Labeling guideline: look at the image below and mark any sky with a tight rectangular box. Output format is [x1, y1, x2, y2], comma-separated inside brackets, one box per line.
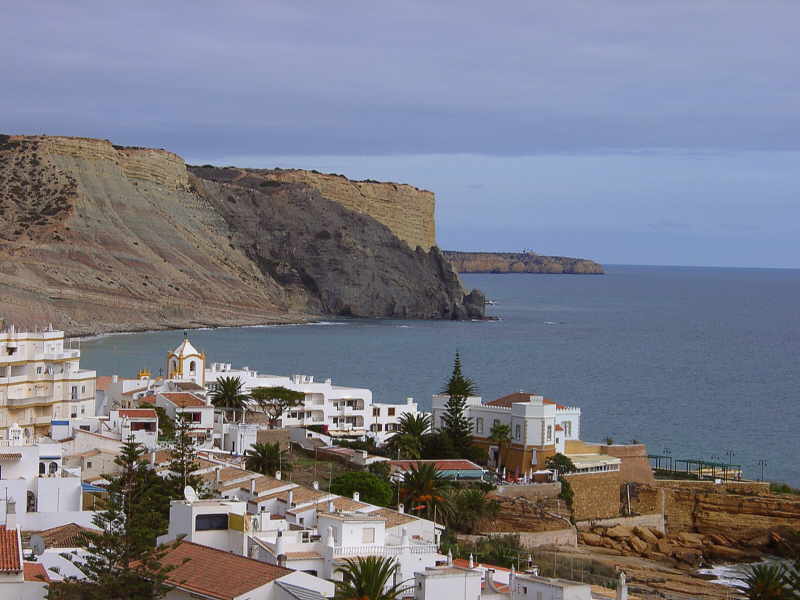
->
[3, 2, 799, 267]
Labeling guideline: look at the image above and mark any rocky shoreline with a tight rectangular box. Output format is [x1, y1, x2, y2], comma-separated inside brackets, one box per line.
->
[443, 250, 604, 274]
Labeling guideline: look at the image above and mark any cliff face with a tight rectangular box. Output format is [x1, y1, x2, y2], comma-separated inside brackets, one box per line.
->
[252, 169, 436, 251]
[444, 251, 604, 274]
[0, 135, 482, 334]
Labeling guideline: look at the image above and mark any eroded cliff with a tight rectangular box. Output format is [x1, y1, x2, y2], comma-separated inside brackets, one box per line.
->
[0, 134, 482, 334]
[444, 250, 604, 274]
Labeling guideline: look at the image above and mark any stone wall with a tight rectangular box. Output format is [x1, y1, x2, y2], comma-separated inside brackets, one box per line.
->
[575, 513, 665, 533]
[564, 471, 622, 521]
[259, 169, 436, 250]
[601, 444, 655, 484]
[492, 482, 561, 500]
[486, 528, 577, 548]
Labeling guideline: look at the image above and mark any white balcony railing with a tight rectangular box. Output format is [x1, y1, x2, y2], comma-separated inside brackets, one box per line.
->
[331, 543, 438, 558]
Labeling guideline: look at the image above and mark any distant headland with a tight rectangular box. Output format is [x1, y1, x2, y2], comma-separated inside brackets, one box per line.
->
[444, 251, 604, 274]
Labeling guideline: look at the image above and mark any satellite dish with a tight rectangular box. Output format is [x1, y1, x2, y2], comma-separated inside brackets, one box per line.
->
[184, 486, 199, 503]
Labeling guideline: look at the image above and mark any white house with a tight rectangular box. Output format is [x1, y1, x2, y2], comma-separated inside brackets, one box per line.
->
[206, 362, 419, 443]
[0, 325, 96, 441]
[108, 409, 159, 449]
[432, 392, 582, 477]
[155, 392, 215, 446]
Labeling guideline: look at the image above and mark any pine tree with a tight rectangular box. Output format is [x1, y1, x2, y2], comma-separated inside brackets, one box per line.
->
[49, 438, 175, 599]
[166, 414, 205, 497]
[439, 352, 477, 456]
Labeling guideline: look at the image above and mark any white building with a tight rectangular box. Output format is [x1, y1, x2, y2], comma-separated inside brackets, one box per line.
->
[108, 408, 159, 449]
[206, 362, 419, 443]
[0, 325, 96, 441]
[155, 392, 215, 447]
[432, 392, 581, 476]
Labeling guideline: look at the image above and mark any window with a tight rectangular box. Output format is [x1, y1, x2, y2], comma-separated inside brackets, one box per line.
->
[36, 366, 42, 375]
[546, 425, 552, 442]
[87, 461, 93, 469]
[71, 386, 78, 400]
[189, 361, 196, 372]
[79, 425, 90, 431]
[475, 417, 484, 434]
[388, 407, 395, 416]
[493, 419, 499, 428]
[515, 424, 522, 440]
[195, 514, 228, 531]
[362, 527, 375, 543]
[39, 463, 45, 475]
[81, 385, 86, 393]
[563, 421, 572, 437]
[373, 408, 380, 417]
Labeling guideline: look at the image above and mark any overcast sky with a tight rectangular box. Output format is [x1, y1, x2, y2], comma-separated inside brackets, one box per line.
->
[3, 2, 799, 267]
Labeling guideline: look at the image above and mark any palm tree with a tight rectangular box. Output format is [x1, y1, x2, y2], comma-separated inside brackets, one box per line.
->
[743, 563, 789, 600]
[335, 556, 410, 600]
[245, 442, 292, 476]
[399, 462, 451, 523]
[387, 413, 431, 459]
[209, 376, 248, 421]
[488, 422, 511, 471]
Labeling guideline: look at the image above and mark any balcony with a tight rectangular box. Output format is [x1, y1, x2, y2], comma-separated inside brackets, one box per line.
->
[331, 543, 438, 558]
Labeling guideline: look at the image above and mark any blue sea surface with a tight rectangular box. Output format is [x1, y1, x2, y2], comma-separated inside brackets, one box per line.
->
[79, 265, 800, 485]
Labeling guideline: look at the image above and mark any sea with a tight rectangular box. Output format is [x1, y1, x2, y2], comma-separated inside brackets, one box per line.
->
[78, 265, 800, 486]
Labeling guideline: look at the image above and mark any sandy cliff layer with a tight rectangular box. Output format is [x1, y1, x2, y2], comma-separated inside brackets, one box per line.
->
[0, 135, 482, 334]
[444, 251, 604, 274]
[251, 168, 436, 251]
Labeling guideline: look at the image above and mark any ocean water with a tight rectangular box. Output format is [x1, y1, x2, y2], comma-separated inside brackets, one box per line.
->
[79, 265, 800, 486]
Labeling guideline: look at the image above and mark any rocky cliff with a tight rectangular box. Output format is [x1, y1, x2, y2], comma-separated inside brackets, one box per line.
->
[252, 168, 436, 251]
[0, 134, 482, 334]
[444, 251, 604, 274]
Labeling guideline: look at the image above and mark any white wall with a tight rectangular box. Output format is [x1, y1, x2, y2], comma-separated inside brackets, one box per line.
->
[36, 477, 82, 512]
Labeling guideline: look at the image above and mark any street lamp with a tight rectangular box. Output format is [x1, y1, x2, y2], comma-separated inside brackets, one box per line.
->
[757, 459, 767, 482]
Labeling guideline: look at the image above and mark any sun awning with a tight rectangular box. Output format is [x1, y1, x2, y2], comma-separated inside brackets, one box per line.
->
[0, 453, 22, 461]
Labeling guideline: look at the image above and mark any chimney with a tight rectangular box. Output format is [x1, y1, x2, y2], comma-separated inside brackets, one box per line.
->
[327, 499, 335, 513]
[275, 470, 282, 480]
[353, 491, 360, 502]
[150, 451, 156, 466]
[215, 467, 221, 483]
[468, 553, 474, 569]
[397, 503, 404, 514]
[312, 480, 319, 490]
[5, 500, 17, 529]
[250, 478, 257, 494]
[112, 374, 118, 384]
[287, 490, 294, 506]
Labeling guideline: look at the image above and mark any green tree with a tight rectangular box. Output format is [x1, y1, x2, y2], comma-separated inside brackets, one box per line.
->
[420, 431, 457, 460]
[209, 376, 248, 421]
[165, 414, 205, 497]
[49, 438, 174, 599]
[387, 413, 431, 459]
[399, 462, 451, 523]
[488, 422, 511, 470]
[141, 403, 174, 441]
[330, 472, 393, 507]
[249, 386, 305, 429]
[545, 453, 577, 510]
[245, 441, 292, 476]
[335, 556, 410, 600]
[445, 488, 499, 534]
[368, 461, 391, 481]
[439, 353, 476, 455]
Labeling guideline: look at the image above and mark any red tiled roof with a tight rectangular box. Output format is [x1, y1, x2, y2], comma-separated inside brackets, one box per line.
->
[160, 540, 291, 600]
[487, 392, 566, 410]
[95, 376, 115, 391]
[390, 459, 483, 472]
[0, 526, 21, 572]
[160, 393, 207, 408]
[118, 409, 157, 419]
[555, 424, 564, 431]
[34, 523, 95, 549]
[24, 562, 48, 582]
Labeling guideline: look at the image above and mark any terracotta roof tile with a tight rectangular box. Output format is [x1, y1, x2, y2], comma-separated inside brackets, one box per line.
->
[34, 523, 95, 549]
[160, 540, 291, 600]
[160, 392, 207, 408]
[95, 375, 115, 391]
[118, 409, 157, 419]
[367, 508, 418, 529]
[487, 392, 566, 410]
[0, 526, 21, 572]
[390, 459, 483, 472]
[331, 497, 369, 511]
[24, 562, 48, 582]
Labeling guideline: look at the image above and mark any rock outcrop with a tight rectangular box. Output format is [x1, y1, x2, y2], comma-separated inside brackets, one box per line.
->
[253, 168, 436, 251]
[0, 134, 483, 334]
[444, 251, 604, 274]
